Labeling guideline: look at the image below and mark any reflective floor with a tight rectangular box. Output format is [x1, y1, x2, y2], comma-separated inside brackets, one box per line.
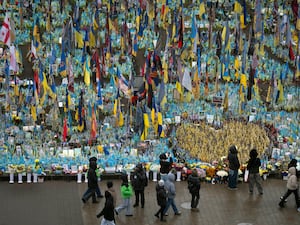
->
[0, 177, 299, 225]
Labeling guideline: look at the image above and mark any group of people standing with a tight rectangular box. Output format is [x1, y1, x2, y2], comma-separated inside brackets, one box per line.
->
[82, 146, 299, 224]
[228, 145, 300, 213]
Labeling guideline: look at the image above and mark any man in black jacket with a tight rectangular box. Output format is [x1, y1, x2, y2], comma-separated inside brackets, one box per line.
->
[82, 160, 99, 203]
[132, 163, 148, 208]
[96, 191, 116, 225]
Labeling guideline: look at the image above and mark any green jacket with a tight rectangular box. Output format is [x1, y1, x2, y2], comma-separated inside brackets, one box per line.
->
[120, 183, 133, 199]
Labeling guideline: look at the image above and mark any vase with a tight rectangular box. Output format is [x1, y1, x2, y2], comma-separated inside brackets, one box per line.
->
[33, 173, 38, 183]
[9, 172, 14, 184]
[77, 173, 82, 183]
[84, 173, 88, 183]
[18, 173, 23, 184]
[153, 171, 158, 182]
[27, 173, 32, 183]
[176, 171, 181, 181]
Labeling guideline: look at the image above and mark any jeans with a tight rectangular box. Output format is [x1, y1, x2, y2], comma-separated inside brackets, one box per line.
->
[82, 187, 96, 202]
[115, 198, 132, 215]
[83, 184, 102, 197]
[163, 198, 179, 214]
[248, 173, 263, 194]
[228, 169, 238, 188]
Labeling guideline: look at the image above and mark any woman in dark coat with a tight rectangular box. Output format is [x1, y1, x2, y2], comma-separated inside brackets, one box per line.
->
[187, 169, 201, 211]
[247, 149, 263, 195]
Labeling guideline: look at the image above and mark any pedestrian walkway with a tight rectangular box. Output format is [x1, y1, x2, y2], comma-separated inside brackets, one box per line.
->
[0, 178, 299, 225]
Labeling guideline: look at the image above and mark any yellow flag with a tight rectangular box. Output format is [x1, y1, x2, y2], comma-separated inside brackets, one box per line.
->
[277, 79, 284, 103]
[223, 84, 229, 112]
[84, 58, 91, 86]
[119, 111, 124, 127]
[144, 113, 150, 128]
[175, 81, 182, 95]
[199, 2, 206, 17]
[240, 14, 246, 29]
[31, 105, 37, 122]
[75, 30, 84, 48]
[240, 73, 247, 88]
[234, 1, 243, 13]
[89, 31, 96, 48]
[113, 99, 117, 115]
[151, 107, 155, 124]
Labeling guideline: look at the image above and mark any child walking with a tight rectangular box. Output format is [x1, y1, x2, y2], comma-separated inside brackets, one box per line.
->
[278, 164, 300, 212]
[115, 173, 134, 216]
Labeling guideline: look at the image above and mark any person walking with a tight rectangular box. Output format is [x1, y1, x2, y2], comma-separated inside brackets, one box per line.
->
[82, 157, 104, 199]
[278, 163, 300, 212]
[247, 149, 263, 195]
[187, 169, 201, 211]
[96, 191, 116, 225]
[163, 173, 181, 216]
[155, 179, 167, 222]
[106, 181, 117, 207]
[227, 145, 240, 190]
[132, 163, 148, 208]
[82, 160, 99, 203]
[115, 173, 134, 216]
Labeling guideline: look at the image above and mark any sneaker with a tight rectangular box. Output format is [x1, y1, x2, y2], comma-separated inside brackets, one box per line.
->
[279, 202, 285, 208]
[154, 214, 159, 218]
[164, 213, 168, 216]
[280, 197, 287, 203]
[133, 204, 139, 208]
[175, 211, 181, 215]
[81, 198, 86, 204]
[125, 214, 133, 217]
[297, 207, 300, 212]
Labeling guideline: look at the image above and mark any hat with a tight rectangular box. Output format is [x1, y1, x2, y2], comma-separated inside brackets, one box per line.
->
[158, 179, 164, 187]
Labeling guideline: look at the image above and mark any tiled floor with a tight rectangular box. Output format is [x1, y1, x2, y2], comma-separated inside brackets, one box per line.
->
[0, 177, 299, 225]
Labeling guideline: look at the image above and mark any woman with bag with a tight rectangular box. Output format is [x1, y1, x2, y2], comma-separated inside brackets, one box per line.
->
[247, 149, 263, 195]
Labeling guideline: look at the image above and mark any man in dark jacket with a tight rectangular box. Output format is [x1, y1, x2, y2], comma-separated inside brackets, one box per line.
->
[96, 190, 116, 225]
[82, 160, 98, 203]
[227, 145, 240, 190]
[187, 169, 201, 211]
[132, 163, 148, 208]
